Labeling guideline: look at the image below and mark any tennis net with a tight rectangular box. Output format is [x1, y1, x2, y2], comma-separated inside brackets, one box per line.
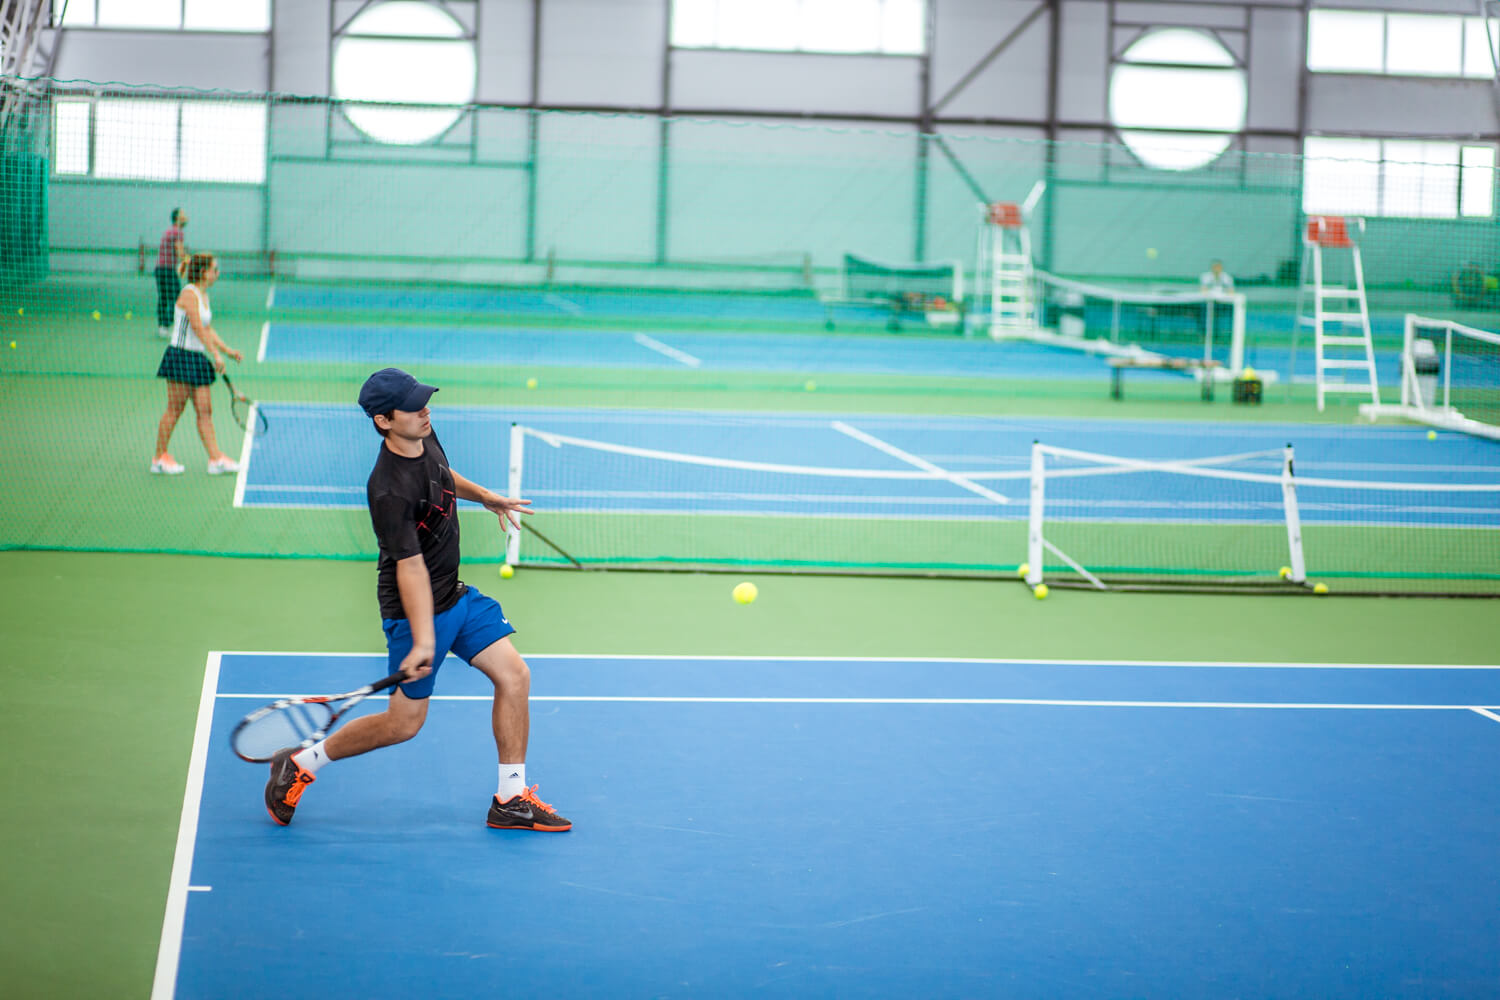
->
[1361, 314, 1500, 441]
[504, 423, 1022, 575]
[1026, 271, 1250, 373]
[1025, 442, 1500, 594]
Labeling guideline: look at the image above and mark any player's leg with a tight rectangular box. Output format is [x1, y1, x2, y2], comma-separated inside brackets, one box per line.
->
[458, 590, 570, 831]
[264, 607, 459, 826]
[188, 382, 234, 470]
[152, 379, 190, 472]
[154, 267, 177, 336]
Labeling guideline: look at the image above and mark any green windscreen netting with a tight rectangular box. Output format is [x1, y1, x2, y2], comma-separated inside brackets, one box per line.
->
[1, 75, 1498, 593]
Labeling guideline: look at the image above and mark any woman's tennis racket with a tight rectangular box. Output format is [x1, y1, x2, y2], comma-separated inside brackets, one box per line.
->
[221, 371, 269, 435]
[231, 674, 405, 763]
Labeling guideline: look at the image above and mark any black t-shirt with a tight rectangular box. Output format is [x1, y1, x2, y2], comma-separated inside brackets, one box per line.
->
[367, 432, 463, 620]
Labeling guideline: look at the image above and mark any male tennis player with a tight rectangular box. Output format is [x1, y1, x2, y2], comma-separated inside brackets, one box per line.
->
[265, 368, 571, 832]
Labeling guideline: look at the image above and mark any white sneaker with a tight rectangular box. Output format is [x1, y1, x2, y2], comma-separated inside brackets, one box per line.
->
[207, 457, 240, 475]
[157, 326, 171, 338]
[151, 456, 185, 475]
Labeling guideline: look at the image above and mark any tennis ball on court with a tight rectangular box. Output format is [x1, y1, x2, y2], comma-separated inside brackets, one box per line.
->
[1313, 582, 1329, 595]
[124, 310, 133, 320]
[499, 563, 515, 579]
[1279, 566, 1292, 579]
[1033, 584, 1049, 600]
[7, 341, 14, 350]
[526, 377, 538, 389]
[1017, 562, 1030, 578]
[732, 581, 758, 605]
[15, 307, 22, 316]
[91, 310, 101, 320]
[1242, 367, 1257, 379]
[1427, 430, 1437, 440]
[804, 379, 817, 392]
[1146, 247, 1158, 259]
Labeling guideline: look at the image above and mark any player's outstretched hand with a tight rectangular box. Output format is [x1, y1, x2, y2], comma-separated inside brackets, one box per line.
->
[482, 493, 533, 532]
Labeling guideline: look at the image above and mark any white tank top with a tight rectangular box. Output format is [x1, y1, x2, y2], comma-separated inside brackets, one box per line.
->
[171, 285, 211, 353]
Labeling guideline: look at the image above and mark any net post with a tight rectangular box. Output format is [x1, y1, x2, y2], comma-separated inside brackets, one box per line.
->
[1026, 441, 1045, 585]
[1281, 443, 1306, 584]
[1401, 314, 1415, 408]
[506, 423, 524, 566]
[1229, 293, 1247, 373]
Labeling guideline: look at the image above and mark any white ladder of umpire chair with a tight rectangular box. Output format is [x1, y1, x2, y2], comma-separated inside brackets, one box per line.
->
[979, 202, 1035, 337]
[1297, 216, 1379, 412]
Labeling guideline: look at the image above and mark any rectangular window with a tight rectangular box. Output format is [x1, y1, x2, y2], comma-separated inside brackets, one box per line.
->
[1303, 137, 1381, 216]
[1385, 15, 1462, 77]
[1306, 10, 1384, 73]
[1461, 145, 1497, 217]
[94, 98, 178, 180]
[55, 0, 269, 31]
[52, 98, 266, 185]
[180, 102, 267, 183]
[1465, 18, 1499, 78]
[1309, 9, 1498, 79]
[53, 101, 93, 175]
[671, 0, 925, 55]
[1303, 138, 1494, 219]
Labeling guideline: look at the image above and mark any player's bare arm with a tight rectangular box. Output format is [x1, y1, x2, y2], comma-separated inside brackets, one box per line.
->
[451, 469, 532, 532]
[393, 553, 436, 680]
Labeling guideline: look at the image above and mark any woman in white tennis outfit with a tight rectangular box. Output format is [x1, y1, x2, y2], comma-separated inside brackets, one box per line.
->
[151, 252, 244, 475]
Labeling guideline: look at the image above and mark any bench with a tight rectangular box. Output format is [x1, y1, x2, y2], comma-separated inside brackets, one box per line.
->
[1107, 355, 1221, 401]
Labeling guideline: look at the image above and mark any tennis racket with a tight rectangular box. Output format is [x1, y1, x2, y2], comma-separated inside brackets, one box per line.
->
[231, 673, 405, 763]
[221, 371, 269, 435]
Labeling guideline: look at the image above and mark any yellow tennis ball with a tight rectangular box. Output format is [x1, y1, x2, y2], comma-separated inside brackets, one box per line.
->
[1017, 562, 1030, 578]
[804, 379, 817, 392]
[1279, 566, 1292, 579]
[526, 377, 538, 389]
[732, 581, 758, 605]
[124, 310, 133, 319]
[1146, 247, 1158, 259]
[1427, 430, 1437, 440]
[1033, 584, 1049, 599]
[1242, 366, 1257, 379]
[499, 563, 515, 579]
[1313, 582, 1329, 595]
[16, 307, 23, 316]
[7, 341, 14, 350]
[91, 310, 101, 320]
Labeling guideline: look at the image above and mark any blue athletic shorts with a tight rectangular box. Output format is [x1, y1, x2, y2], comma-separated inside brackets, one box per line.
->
[382, 584, 515, 700]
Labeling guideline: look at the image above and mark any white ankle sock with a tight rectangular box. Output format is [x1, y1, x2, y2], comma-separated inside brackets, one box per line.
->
[292, 741, 331, 775]
[498, 762, 526, 801]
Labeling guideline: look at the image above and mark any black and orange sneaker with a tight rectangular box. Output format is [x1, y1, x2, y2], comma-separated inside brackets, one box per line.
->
[265, 747, 315, 826]
[486, 785, 571, 831]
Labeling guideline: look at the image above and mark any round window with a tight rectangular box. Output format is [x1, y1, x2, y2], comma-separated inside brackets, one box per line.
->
[1109, 28, 1247, 171]
[332, 1, 476, 145]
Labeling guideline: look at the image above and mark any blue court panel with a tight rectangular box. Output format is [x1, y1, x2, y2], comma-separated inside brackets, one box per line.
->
[163, 654, 1500, 999]
[238, 407, 1500, 527]
[259, 320, 1411, 385]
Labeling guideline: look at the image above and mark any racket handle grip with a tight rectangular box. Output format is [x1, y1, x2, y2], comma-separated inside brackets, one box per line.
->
[372, 673, 406, 693]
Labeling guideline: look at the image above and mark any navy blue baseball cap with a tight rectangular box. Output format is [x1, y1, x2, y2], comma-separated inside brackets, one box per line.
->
[358, 368, 439, 417]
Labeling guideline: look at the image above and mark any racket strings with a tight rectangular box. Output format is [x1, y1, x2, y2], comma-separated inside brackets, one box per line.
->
[234, 701, 334, 761]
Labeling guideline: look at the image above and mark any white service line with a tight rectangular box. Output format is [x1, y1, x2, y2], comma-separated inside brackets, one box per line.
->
[632, 332, 702, 368]
[1471, 707, 1500, 725]
[832, 420, 1009, 505]
[151, 652, 223, 1000]
[543, 293, 584, 316]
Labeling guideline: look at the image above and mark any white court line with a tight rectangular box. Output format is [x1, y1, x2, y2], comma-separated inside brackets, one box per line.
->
[208, 651, 1500, 670]
[188, 886, 212, 892]
[256, 321, 269, 362]
[543, 292, 584, 316]
[632, 333, 702, 367]
[230, 406, 261, 509]
[833, 420, 1010, 504]
[1471, 707, 1500, 724]
[265, 284, 275, 310]
[152, 652, 222, 1000]
[212, 692, 1498, 712]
